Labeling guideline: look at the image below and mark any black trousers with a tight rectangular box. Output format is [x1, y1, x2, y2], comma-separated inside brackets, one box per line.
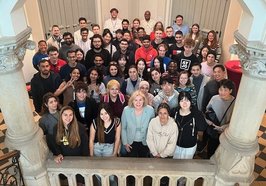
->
[127, 142, 150, 157]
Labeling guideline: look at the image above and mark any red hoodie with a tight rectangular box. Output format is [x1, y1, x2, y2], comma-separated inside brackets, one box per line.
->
[135, 45, 158, 67]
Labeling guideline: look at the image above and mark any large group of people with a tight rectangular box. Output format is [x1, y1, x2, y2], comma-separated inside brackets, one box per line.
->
[31, 8, 236, 186]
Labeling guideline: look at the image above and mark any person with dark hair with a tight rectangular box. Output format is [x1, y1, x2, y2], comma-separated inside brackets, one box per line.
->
[171, 91, 207, 159]
[172, 15, 189, 35]
[84, 34, 111, 70]
[190, 63, 210, 111]
[136, 58, 149, 81]
[112, 39, 135, 66]
[185, 23, 203, 55]
[112, 29, 124, 49]
[169, 30, 184, 59]
[117, 54, 130, 78]
[68, 81, 98, 137]
[32, 40, 49, 71]
[151, 28, 168, 49]
[102, 28, 117, 57]
[74, 17, 93, 43]
[205, 79, 235, 158]
[153, 76, 179, 111]
[103, 63, 124, 86]
[55, 67, 82, 106]
[135, 35, 157, 67]
[162, 60, 179, 85]
[92, 24, 101, 35]
[59, 50, 86, 80]
[47, 25, 62, 49]
[76, 48, 85, 66]
[122, 19, 130, 32]
[39, 93, 60, 136]
[149, 68, 162, 96]
[47, 46, 67, 74]
[87, 67, 106, 103]
[197, 46, 209, 63]
[123, 30, 137, 53]
[59, 32, 80, 61]
[31, 59, 62, 113]
[150, 21, 167, 41]
[164, 26, 176, 47]
[201, 50, 217, 77]
[140, 10, 156, 35]
[147, 103, 178, 158]
[75, 27, 91, 54]
[104, 8, 122, 37]
[175, 71, 197, 106]
[121, 65, 141, 98]
[150, 56, 165, 74]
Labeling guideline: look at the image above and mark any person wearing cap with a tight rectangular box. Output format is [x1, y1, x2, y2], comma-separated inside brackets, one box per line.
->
[135, 35, 157, 68]
[152, 76, 179, 111]
[104, 8, 122, 38]
[138, 80, 154, 106]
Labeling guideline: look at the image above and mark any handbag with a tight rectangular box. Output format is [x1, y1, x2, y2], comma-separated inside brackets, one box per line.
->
[205, 98, 235, 138]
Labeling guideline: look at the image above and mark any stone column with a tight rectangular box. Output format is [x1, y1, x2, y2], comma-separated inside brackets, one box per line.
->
[0, 1, 50, 185]
[212, 1, 266, 185]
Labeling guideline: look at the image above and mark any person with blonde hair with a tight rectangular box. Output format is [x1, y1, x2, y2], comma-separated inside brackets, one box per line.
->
[121, 90, 155, 157]
[101, 79, 127, 118]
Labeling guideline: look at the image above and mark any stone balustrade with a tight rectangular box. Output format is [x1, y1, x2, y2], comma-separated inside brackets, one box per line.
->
[46, 157, 216, 186]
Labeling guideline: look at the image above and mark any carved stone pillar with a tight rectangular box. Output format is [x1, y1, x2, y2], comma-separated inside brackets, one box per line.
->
[0, 1, 50, 185]
[212, 31, 266, 186]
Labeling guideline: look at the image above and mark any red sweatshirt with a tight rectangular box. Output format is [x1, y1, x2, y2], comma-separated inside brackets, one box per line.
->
[135, 45, 158, 67]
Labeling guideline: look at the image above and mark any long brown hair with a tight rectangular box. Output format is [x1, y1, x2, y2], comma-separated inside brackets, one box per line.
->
[203, 30, 218, 49]
[56, 106, 81, 148]
[96, 103, 114, 143]
[40, 92, 60, 115]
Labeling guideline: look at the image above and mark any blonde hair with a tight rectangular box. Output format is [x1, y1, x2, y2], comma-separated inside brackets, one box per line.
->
[107, 79, 120, 90]
[128, 90, 148, 107]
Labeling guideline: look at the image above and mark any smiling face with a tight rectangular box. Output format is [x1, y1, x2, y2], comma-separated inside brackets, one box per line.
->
[38, 41, 47, 53]
[128, 67, 138, 80]
[213, 67, 226, 82]
[62, 109, 74, 126]
[191, 65, 201, 77]
[179, 97, 191, 110]
[108, 85, 119, 98]
[158, 108, 169, 124]
[139, 84, 149, 94]
[89, 70, 99, 82]
[192, 25, 199, 34]
[100, 108, 111, 123]
[76, 89, 87, 101]
[151, 70, 161, 82]
[76, 50, 84, 61]
[219, 86, 232, 100]
[103, 33, 112, 44]
[70, 69, 80, 81]
[109, 65, 118, 76]
[137, 60, 145, 72]
[133, 95, 144, 109]
[179, 73, 189, 87]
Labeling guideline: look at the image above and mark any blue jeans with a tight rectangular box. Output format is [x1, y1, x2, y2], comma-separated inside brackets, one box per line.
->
[94, 142, 114, 157]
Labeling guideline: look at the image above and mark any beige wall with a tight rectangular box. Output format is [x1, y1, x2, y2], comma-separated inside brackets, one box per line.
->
[221, 0, 242, 63]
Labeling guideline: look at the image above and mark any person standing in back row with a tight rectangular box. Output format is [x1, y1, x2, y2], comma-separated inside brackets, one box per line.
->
[104, 8, 122, 37]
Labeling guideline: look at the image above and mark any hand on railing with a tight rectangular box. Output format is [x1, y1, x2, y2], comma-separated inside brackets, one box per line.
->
[54, 154, 64, 164]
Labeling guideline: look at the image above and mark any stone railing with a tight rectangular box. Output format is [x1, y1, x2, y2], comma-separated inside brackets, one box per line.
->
[46, 157, 216, 186]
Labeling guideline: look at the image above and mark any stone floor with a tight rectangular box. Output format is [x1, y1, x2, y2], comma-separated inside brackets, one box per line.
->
[0, 100, 265, 185]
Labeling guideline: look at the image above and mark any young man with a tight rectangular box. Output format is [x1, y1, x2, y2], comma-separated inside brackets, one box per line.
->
[75, 27, 91, 54]
[164, 26, 176, 47]
[123, 30, 137, 53]
[103, 8, 122, 37]
[153, 76, 179, 111]
[151, 28, 167, 50]
[112, 29, 124, 50]
[122, 19, 130, 32]
[47, 25, 62, 49]
[190, 63, 210, 111]
[169, 30, 184, 59]
[84, 34, 111, 70]
[201, 50, 217, 77]
[93, 54, 107, 76]
[174, 38, 199, 72]
[32, 40, 49, 71]
[74, 17, 93, 43]
[47, 46, 67, 74]
[68, 81, 98, 137]
[31, 59, 62, 113]
[112, 39, 135, 65]
[92, 24, 101, 35]
[59, 50, 87, 80]
[135, 35, 157, 68]
[59, 32, 80, 61]
[172, 15, 189, 35]
[140, 10, 156, 35]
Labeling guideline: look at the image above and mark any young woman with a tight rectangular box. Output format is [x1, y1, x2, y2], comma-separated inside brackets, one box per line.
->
[205, 79, 235, 158]
[89, 103, 121, 157]
[136, 58, 149, 81]
[185, 23, 203, 54]
[149, 68, 162, 96]
[138, 80, 154, 106]
[121, 65, 141, 98]
[39, 93, 60, 136]
[200, 30, 221, 62]
[49, 106, 89, 162]
[197, 46, 209, 63]
[117, 54, 129, 78]
[102, 29, 117, 57]
[171, 92, 207, 159]
[87, 67, 106, 103]
[121, 90, 155, 157]
[103, 63, 124, 86]
[54, 67, 82, 106]
[175, 71, 197, 106]
[76, 48, 85, 65]
[150, 56, 165, 74]
[147, 103, 178, 158]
